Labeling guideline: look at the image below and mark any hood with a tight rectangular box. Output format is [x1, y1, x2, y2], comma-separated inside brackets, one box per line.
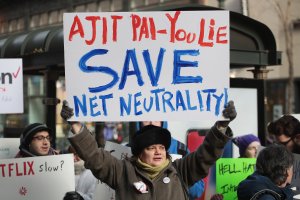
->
[237, 171, 294, 200]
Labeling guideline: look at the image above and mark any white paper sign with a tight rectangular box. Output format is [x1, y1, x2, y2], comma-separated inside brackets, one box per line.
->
[0, 138, 20, 159]
[63, 11, 230, 121]
[170, 153, 182, 161]
[0, 154, 75, 200]
[93, 142, 132, 200]
[292, 114, 300, 121]
[104, 141, 132, 159]
[0, 59, 23, 114]
[292, 153, 300, 198]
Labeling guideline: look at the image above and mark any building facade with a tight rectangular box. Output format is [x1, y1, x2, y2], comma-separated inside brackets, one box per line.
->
[231, 0, 300, 119]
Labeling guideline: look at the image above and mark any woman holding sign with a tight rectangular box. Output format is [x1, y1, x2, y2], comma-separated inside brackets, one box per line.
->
[61, 100, 236, 200]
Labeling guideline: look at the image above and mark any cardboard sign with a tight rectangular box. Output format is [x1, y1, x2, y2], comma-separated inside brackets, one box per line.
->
[292, 114, 300, 121]
[93, 141, 132, 200]
[63, 11, 230, 121]
[0, 154, 75, 200]
[0, 138, 20, 159]
[0, 59, 23, 114]
[216, 158, 256, 200]
[104, 141, 132, 159]
[292, 153, 300, 199]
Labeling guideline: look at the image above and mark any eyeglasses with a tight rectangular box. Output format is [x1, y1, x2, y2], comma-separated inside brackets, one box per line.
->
[32, 135, 52, 142]
[275, 137, 293, 146]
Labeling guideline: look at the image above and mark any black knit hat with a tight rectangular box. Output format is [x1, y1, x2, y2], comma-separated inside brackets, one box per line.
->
[20, 123, 52, 150]
[131, 125, 171, 156]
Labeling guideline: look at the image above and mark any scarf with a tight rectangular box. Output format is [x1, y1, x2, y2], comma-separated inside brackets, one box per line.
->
[136, 158, 170, 180]
[17, 147, 58, 157]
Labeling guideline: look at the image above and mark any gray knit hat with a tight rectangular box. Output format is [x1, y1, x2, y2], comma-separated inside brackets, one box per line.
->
[20, 123, 52, 150]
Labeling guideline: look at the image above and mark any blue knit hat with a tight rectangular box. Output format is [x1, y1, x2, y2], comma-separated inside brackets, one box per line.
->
[232, 134, 260, 156]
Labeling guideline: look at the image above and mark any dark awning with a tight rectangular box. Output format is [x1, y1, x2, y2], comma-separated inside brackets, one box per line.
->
[0, 26, 64, 74]
[0, 4, 281, 74]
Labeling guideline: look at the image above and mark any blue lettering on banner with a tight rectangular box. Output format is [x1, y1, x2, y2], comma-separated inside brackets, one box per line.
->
[79, 48, 203, 93]
[74, 93, 113, 117]
[72, 88, 228, 118]
[73, 47, 228, 119]
[79, 49, 119, 93]
[173, 49, 202, 84]
[119, 49, 144, 90]
[143, 48, 165, 87]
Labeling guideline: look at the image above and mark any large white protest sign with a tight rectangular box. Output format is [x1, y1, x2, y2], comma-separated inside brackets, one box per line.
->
[0, 138, 20, 159]
[0, 58, 23, 114]
[0, 154, 75, 200]
[63, 11, 229, 121]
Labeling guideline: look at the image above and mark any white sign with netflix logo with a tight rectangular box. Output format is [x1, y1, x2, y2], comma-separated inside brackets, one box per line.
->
[0, 58, 23, 114]
[0, 154, 75, 200]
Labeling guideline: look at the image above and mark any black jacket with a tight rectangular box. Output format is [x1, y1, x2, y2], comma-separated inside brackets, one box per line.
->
[237, 171, 294, 200]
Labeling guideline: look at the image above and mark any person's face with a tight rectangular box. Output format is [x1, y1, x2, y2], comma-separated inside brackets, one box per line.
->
[72, 152, 81, 162]
[29, 131, 51, 156]
[275, 134, 295, 152]
[244, 141, 260, 158]
[279, 166, 293, 188]
[139, 144, 167, 167]
[142, 121, 162, 127]
[286, 166, 294, 185]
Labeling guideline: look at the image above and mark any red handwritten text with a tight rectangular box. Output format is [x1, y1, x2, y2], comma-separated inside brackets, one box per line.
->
[0, 161, 34, 177]
[68, 15, 123, 45]
[67, 11, 228, 47]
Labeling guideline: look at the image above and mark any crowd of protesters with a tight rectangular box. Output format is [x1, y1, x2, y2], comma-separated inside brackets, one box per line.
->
[7, 99, 300, 200]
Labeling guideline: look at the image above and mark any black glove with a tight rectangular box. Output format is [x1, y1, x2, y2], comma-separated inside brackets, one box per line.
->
[217, 100, 237, 128]
[210, 194, 224, 200]
[61, 100, 74, 122]
[63, 191, 83, 200]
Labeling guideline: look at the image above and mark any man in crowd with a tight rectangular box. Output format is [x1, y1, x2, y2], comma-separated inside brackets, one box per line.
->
[267, 115, 300, 154]
[238, 144, 294, 199]
[15, 123, 58, 157]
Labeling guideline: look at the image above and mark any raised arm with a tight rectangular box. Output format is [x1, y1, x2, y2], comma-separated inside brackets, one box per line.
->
[174, 101, 237, 186]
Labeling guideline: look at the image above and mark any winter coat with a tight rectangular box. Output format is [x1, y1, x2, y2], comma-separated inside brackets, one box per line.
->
[237, 171, 294, 200]
[69, 123, 232, 200]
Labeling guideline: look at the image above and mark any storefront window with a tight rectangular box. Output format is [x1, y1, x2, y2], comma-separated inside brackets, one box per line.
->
[0, 75, 45, 138]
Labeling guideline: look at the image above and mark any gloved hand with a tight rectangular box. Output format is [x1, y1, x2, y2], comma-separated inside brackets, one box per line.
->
[210, 194, 224, 200]
[61, 100, 74, 122]
[217, 100, 237, 128]
[63, 191, 83, 200]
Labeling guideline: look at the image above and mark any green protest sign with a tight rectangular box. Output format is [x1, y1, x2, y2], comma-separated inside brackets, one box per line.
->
[216, 158, 256, 200]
